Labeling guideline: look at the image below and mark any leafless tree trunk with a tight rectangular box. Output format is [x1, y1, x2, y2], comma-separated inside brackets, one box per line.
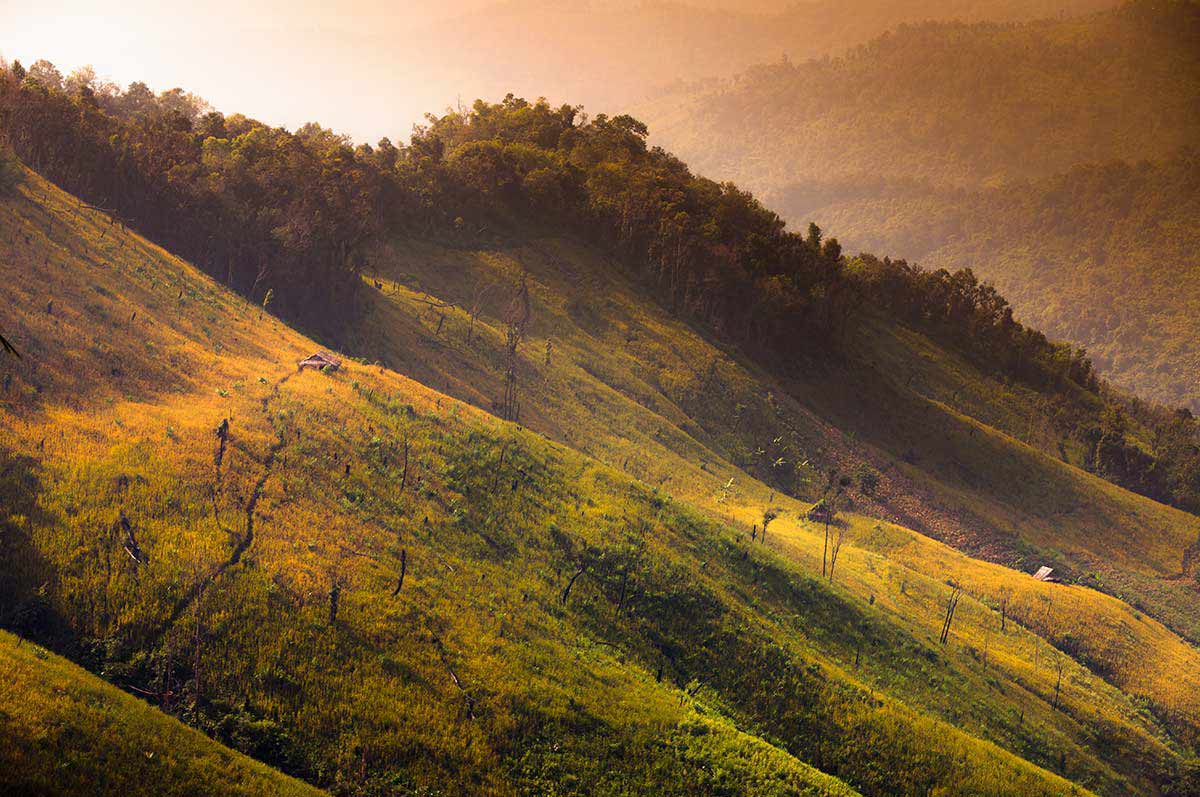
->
[761, 509, 778, 545]
[392, 549, 407, 596]
[561, 562, 587, 605]
[828, 523, 846, 583]
[399, 436, 410, 492]
[467, 277, 497, 343]
[939, 583, 962, 645]
[500, 273, 531, 422]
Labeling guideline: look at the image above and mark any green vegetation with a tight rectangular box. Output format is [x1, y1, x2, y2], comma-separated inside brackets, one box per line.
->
[630, 0, 1200, 506]
[11, 54, 1188, 522]
[0, 630, 325, 797]
[2, 165, 1199, 795]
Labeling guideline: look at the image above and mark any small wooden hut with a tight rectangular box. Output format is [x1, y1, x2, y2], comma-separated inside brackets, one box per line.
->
[298, 351, 342, 372]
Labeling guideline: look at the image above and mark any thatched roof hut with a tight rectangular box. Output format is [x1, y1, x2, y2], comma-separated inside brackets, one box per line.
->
[298, 351, 342, 372]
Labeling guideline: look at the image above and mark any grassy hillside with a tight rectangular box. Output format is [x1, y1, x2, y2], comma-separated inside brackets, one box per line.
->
[644, 1, 1199, 194]
[4, 160, 1199, 794]
[349, 227, 1200, 645]
[788, 154, 1200, 412]
[0, 630, 326, 797]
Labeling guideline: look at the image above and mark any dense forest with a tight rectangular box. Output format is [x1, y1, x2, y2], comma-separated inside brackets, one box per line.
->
[644, 0, 1199, 194]
[2, 54, 1197, 514]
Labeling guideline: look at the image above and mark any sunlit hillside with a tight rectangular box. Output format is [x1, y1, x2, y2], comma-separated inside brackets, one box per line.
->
[348, 228, 1200, 649]
[3, 159, 1198, 794]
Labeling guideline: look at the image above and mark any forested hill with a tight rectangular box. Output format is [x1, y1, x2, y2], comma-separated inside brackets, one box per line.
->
[802, 153, 1200, 411]
[642, 0, 1200, 193]
[636, 0, 1200, 413]
[1, 54, 1198, 516]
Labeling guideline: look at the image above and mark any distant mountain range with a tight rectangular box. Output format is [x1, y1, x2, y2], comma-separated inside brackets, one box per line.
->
[643, 0, 1200, 409]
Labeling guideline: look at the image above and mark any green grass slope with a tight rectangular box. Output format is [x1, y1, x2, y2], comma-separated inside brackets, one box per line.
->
[0, 630, 325, 797]
[349, 228, 1200, 646]
[342, 233, 1200, 783]
[1, 167, 1198, 794]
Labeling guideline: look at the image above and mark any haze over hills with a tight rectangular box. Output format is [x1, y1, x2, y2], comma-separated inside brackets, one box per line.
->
[645, 0, 1199, 191]
[1, 0, 1117, 143]
[3, 12, 1200, 797]
[643, 0, 1200, 410]
[801, 153, 1200, 410]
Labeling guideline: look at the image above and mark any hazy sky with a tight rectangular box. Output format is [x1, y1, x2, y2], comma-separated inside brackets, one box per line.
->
[0, 1, 478, 139]
[0, 0, 1112, 145]
[0, 0, 832, 143]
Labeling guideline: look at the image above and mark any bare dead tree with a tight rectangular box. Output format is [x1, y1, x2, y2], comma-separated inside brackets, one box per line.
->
[399, 435, 410, 492]
[1053, 657, 1066, 709]
[500, 273, 531, 422]
[432, 634, 475, 720]
[819, 471, 846, 578]
[116, 510, 148, 566]
[828, 522, 847, 583]
[466, 277, 498, 344]
[0, 332, 19, 358]
[214, 418, 229, 474]
[939, 583, 963, 645]
[761, 508, 779, 545]
[561, 561, 588, 605]
[391, 549, 407, 596]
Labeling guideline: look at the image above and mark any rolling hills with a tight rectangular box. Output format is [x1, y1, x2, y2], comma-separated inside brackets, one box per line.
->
[4, 35, 1200, 795]
[639, 0, 1200, 414]
[644, 0, 1199, 194]
[793, 153, 1200, 410]
[2, 149, 1200, 795]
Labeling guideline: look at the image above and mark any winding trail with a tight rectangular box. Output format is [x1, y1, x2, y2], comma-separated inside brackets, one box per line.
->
[153, 371, 294, 639]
